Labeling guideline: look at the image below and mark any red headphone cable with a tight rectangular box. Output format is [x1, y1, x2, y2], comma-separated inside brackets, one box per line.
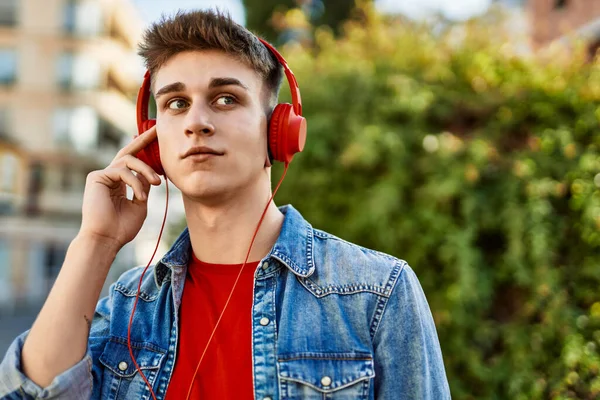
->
[185, 162, 289, 400]
[126, 163, 290, 400]
[127, 176, 170, 400]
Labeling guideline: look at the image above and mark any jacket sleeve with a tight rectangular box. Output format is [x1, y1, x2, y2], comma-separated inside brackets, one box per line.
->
[373, 262, 451, 399]
[0, 284, 114, 400]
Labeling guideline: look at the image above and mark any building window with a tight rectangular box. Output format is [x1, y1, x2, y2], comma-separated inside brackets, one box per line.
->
[0, 49, 17, 85]
[0, 0, 18, 26]
[0, 152, 18, 193]
[44, 243, 66, 281]
[554, 0, 568, 9]
[56, 53, 73, 89]
[26, 162, 44, 216]
[64, 0, 76, 33]
[53, 107, 99, 151]
[60, 167, 72, 190]
[0, 108, 9, 138]
[0, 239, 9, 283]
[56, 52, 100, 90]
[64, 0, 103, 36]
[98, 118, 124, 150]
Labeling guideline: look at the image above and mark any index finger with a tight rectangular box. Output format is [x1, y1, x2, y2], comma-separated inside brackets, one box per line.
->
[113, 125, 157, 162]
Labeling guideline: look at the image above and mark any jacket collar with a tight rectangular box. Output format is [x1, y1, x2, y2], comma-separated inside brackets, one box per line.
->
[154, 204, 315, 287]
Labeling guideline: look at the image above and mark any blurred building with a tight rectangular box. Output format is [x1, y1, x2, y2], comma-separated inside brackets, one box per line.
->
[0, 0, 144, 313]
[527, 0, 600, 56]
[497, 0, 600, 56]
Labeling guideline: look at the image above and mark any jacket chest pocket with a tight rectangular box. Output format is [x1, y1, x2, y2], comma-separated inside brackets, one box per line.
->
[278, 356, 375, 400]
[98, 339, 166, 400]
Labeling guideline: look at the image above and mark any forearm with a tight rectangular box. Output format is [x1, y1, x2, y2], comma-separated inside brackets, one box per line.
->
[21, 234, 120, 388]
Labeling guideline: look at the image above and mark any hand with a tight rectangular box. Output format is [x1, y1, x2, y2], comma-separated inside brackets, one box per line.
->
[79, 126, 162, 250]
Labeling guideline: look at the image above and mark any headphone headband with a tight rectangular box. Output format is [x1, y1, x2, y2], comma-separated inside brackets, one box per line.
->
[257, 38, 303, 116]
[136, 70, 152, 134]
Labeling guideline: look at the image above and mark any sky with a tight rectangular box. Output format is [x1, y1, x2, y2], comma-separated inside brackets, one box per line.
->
[133, 0, 246, 25]
[132, 0, 495, 26]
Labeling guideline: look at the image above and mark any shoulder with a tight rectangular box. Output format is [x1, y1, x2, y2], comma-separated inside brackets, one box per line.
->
[94, 264, 167, 329]
[306, 228, 409, 298]
[110, 264, 162, 302]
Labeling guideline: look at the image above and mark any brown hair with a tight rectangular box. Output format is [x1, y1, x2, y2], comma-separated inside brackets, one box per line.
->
[138, 9, 283, 113]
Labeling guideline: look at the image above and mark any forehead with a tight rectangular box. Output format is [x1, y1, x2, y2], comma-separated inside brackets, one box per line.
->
[153, 50, 263, 95]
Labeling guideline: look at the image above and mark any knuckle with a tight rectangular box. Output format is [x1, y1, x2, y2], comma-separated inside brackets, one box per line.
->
[86, 170, 100, 182]
[124, 154, 144, 169]
[108, 158, 123, 169]
[112, 150, 125, 161]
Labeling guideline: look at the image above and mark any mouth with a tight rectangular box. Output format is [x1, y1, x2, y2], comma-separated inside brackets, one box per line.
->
[182, 146, 224, 159]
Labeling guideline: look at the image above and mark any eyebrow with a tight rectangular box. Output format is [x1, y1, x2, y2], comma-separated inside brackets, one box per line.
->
[154, 77, 250, 99]
[208, 77, 249, 91]
[154, 82, 185, 99]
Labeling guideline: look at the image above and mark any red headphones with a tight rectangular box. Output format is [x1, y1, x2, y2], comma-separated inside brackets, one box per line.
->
[134, 38, 307, 175]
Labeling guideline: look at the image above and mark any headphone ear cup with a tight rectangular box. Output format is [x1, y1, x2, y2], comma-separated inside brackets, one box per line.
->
[268, 104, 307, 164]
[268, 105, 284, 162]
[136, 119, 165, 176]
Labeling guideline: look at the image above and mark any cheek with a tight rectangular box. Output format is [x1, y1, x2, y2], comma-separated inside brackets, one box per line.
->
[154, 121, 177, 166]
[155, 118, 175, 146]
[155, 116, 168, 135]
[226, 114, 266, 148]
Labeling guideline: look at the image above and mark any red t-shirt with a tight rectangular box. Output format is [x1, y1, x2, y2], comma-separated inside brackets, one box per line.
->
[164, 252, 258, 400]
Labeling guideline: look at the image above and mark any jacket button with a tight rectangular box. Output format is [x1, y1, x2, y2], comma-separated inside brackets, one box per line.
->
[118, 361, 128, 371]
[263, 397, 272, 400]
[259, 317, 270, 326]
[321, 376, 332, 387]
[261, 262, 269, 270]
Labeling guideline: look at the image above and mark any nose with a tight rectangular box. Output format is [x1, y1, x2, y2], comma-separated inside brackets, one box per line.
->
[184, 102, 215, 136]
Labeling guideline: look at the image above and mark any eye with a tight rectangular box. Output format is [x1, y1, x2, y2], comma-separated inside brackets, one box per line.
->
[215, 96, 236, 106]
[167, 99, 189, 110]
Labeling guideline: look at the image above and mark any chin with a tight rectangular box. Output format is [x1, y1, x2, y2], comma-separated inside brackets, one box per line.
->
[179, 177, 235, 203]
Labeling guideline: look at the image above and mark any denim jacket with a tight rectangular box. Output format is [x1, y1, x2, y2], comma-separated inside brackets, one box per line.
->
[1, 205, 450, 399]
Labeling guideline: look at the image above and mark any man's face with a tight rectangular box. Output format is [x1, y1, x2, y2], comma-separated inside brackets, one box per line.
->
[153, 50, 270, 203]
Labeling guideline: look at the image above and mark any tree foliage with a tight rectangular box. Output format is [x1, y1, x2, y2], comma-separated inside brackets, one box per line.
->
[271, 5, 600, 399]
[242, 0, 364, 44]
[241, 0, 295, 42]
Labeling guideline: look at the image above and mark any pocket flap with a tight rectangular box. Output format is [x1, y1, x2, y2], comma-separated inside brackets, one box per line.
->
[99, 339, 166, 378]
[278, 355, 375, 392]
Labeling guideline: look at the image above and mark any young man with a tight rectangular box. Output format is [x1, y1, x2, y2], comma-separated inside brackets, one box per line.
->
[0, 10, 450, 400]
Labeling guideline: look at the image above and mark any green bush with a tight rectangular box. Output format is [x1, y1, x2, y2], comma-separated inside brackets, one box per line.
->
[272, 6, 600, 399]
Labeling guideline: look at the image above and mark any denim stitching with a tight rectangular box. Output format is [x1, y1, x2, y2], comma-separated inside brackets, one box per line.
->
[104, 337, 167, 354]
[369, 261, 405, 340]
[113, 374, 121, 398]
[86, 356, 94, 398]
[306, 225, 315, 274]
[299, 277, 390, 298]
[100, 355, 164, 379]
[313, 230, 399, 262]
[278, 353, 373, 361]
[272, 252, 309, 277]
[114, 284, 159, 302]
[278, 375, 373, 393]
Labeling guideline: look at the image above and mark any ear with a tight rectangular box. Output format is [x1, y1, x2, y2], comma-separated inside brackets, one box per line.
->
[264, 116, 273, 168]
[264, 153, 272, 168]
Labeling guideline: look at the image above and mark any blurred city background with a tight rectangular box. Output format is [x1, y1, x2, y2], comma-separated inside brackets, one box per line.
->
[1, 0, 599, 398]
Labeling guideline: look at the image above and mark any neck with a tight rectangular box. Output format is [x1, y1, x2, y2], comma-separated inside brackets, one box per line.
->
[182, 182, 284, 265]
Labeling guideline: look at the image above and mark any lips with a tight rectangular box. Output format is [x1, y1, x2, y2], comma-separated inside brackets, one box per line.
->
[182, 146, 224, 158]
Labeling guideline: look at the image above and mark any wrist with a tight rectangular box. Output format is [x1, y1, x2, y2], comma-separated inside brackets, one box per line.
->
[72, 232, 122, 258]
